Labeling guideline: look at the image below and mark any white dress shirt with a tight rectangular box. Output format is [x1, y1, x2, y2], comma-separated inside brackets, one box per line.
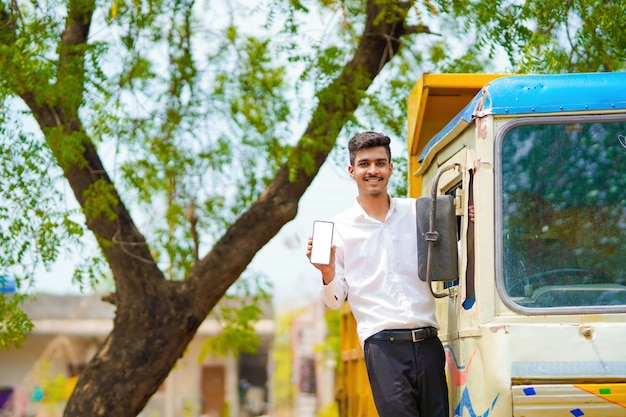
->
[320, 197, 438, 348]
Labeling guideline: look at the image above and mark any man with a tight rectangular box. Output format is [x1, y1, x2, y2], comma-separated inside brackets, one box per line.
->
[306, 131, 449, 417]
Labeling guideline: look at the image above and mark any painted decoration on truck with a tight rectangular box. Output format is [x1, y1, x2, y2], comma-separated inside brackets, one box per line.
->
[514, 383, 626, 416]
[445, 346, 499, 417]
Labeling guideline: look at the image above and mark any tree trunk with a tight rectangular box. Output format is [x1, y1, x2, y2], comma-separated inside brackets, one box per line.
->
[66, 280, 204, 415]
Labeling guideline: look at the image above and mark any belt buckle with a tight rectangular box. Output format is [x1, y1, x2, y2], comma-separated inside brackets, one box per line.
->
[411, 329, 425, 342]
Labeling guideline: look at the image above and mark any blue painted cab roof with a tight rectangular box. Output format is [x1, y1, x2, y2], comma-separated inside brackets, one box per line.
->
[418, 72, 626, 162]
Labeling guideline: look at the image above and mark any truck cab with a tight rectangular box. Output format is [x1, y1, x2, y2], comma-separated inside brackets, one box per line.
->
[410, 72, 626, 416]
[339, 72, 626, 417]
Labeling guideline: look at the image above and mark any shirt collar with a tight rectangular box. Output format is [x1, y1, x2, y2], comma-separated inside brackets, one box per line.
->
[349, 195, 396, 221]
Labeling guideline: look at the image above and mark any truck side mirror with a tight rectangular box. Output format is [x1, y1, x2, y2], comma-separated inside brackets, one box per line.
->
[416, 194, 459, 282]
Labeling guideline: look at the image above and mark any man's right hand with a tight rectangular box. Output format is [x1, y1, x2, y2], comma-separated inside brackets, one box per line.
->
[306, 236, 336, 284]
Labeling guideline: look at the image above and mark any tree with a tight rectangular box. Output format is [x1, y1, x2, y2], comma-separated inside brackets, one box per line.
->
[0, 0, 436, 415]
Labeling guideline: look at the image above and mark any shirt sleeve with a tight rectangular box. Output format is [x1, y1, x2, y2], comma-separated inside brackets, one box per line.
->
[319, 227, 347, 309]
[320, 277, 346, 309]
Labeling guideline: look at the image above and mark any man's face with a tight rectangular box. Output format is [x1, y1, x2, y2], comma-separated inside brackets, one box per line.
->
[348, 146, 393, 196]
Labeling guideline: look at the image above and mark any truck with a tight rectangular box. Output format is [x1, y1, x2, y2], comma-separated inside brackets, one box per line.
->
[337, 72, 626, 417]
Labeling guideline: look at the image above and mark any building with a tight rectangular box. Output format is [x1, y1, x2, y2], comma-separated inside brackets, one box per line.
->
[288, 300, 337, 417]
[0, 293, 274, 417]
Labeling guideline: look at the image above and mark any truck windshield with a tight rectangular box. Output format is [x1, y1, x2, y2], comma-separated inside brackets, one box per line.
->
[499, 117, 626, 310]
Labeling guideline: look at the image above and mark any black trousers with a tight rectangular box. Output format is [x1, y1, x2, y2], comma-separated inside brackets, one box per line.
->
[363, 335, 449, 417]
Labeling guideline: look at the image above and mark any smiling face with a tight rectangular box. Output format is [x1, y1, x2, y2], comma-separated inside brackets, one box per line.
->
[348, 146, 393, 197]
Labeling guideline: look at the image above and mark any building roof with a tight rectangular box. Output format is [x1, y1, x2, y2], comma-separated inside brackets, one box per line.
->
[19, 293, 274, 337]
[21, 294, 115, 320]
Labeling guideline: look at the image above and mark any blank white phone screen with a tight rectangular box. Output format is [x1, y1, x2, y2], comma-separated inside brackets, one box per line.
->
[310, 221, 334, 265]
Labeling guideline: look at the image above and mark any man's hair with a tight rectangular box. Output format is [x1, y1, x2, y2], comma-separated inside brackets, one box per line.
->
[348, 131, 392, 166]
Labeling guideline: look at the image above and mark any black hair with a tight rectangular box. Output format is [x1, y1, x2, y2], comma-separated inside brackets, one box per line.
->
[348, 131, 392, 166]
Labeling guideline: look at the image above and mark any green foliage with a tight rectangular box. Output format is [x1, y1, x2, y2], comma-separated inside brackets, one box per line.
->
[0, 109, 88, 281]
[72, 255, 109, 292]
[390, 155, 408, 198]
[200, 302, 262, 359]
[434, 0, 626, 73]
[428, 40, 491, 73]
[84, 2, 311, 279]
[199, 272, 272, 359]
[0, 292, 33, 349]
[83, 179, 120, 222]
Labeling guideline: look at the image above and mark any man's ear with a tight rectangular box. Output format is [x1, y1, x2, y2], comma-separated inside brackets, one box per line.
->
[348, 165, 355, 178]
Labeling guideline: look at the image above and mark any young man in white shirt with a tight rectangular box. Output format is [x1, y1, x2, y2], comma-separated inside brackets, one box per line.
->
[307, 131, 449, 417]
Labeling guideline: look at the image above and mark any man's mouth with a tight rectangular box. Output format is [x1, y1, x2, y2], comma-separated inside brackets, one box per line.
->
[365, 176, 383, 183]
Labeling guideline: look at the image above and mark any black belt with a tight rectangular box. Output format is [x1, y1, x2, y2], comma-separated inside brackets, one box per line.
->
[368, 327, 437, 342]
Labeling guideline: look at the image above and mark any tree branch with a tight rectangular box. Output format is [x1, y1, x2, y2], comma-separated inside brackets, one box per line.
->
[19, 0, 165, 300]
[188, 0, 416, 302]
[405, 23, 436, 36]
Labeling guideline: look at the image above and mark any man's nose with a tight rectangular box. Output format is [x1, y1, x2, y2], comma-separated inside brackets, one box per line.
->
[366, 163, 379, 173]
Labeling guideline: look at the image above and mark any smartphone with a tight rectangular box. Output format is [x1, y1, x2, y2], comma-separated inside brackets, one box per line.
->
[310, 220, 334, 265]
